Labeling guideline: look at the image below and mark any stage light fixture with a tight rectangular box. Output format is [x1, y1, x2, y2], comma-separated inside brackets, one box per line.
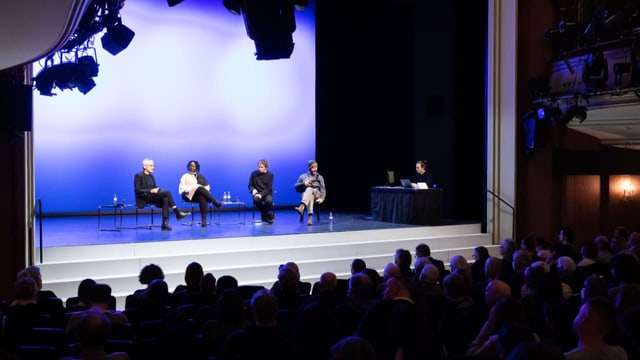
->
[558, 105, 588, 125]
[167, 0, 184, 6]
[224, 0, 307, 60]
[101, 21, 135, 55]
[33, 55, 100, 96]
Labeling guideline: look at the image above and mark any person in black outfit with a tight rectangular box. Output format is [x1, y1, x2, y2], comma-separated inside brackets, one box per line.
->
[248, 159, 275, 224]
[134, 158, 190, 230]
[412, 160, 433, 188]
[179, 160, 222, 227]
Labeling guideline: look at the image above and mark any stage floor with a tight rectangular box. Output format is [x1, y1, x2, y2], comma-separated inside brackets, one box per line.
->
[34, 210, 456, 248]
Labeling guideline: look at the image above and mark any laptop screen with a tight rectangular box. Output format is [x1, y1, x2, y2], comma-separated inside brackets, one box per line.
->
[400, 179, 411, 188]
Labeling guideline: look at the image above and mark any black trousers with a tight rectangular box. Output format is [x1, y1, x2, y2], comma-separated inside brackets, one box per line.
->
[253, 194, 274, 218]
[145, 191, 177, 219]
[193, 187, 219, 220]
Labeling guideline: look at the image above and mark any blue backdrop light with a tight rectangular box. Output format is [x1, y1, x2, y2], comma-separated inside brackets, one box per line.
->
[34, 0, 316, 214]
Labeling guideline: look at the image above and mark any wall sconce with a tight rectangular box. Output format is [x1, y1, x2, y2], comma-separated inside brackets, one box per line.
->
[622, 178, 635, 200]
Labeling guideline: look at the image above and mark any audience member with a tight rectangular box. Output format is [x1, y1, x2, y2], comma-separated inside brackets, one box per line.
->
[595, 235, 613, 264]
[564, 297, 627, 360]
[218, 289, 293, 359]
[66, 283, 130, 339]
[471, 246, 490, 283]
[393, 248, 414, 279]
[67, 278, 97, 312]
[330, 336, 376, 360]
[415, 243, 447, 283]
[16, 265, 57, 300]
[499, 238, 518, 277]
[60, 308, 129, 360]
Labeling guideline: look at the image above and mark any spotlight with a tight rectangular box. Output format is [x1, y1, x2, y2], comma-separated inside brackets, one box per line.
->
[225, 0, 306, 60]
[101, 22, 135, 56]
[583, 50, 608, 90]
[558, 105, 588, 125]
[167, 0, 184, 6]
[33, 55, 100, 96]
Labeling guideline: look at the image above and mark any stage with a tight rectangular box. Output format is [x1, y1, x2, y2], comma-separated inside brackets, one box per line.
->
[32, 210, 495, 309]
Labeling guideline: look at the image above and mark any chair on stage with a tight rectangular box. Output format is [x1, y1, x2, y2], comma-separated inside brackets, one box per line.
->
[251, 190, 276, 224]
[181, 195, 212, 226]
[135, 204, 157, 229]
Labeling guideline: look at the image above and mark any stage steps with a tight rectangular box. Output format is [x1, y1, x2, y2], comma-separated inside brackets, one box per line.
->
[37, 223, 496, 309]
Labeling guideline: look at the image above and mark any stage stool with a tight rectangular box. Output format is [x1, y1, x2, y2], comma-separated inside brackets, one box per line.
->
[251, 190, 276, 224]
[299, 203, 321, 224]
[135, 204, 157, 229]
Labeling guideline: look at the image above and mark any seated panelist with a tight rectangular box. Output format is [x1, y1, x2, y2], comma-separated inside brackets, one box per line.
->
[179, 160, 222, 228]
[134, 157, 190, 231]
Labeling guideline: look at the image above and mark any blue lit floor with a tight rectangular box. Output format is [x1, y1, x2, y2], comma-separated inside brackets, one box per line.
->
[34, 209, 435, 248]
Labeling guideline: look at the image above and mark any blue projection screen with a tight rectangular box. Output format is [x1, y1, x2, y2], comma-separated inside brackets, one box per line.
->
[34, 0, 316, 214]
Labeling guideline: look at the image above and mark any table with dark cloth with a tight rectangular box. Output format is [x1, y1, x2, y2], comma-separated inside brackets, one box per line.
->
[370, 187, 443, 225]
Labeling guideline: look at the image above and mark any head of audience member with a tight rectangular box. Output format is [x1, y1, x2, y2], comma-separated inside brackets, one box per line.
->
[200, 273, 217, 296]
[77, 278, 97, 307]
[415, 243, 431, 258]
[450, 255, 470, 273]
[610, 252, 640, 285]
[524, 263, 562, 299]
[497, 322, 535, 359]
[612, 285, 640, 318]
[573, 296, 618, 343]
[251, 289, 279, 327]
[383, 276, 411, 301]
[500, 238, 517, 258]
[535, 238, 553, 260]
[580, 241, 598, 262]
[414, 257, 432, 277]
[595, 235, 610, 251]
[347, 272, 373, 300]
[557, 256, 576, 277]
[581, 274, 609, 302]
[520, 234, 537, 254]
[16, 265, 43, 291]
[611, 226, 629, 254]
[277, 266, 300, 293]
[485, 257, 504, 281]
[217, 275, 239, 294]
[493, 297, 528, 329]
[88, 283, 113, 310]
[394, 248, 412, 268]
[628, 232, 640, 249]
[558, 227, 574, 246]
[473, 246, 490, 262]
[512, 250, 533, 273]
[330, 336, 376, 360]
[12, 276, 37, 305]
[318, 272, 338, 295]
[419, 264, 440, 284]
[144, 278, 169, 307]
[382, 262, 401, 280]
[485, 280, 512, 308]
[138, 263, 165, 285]
[74, 308, 112, 351]
[351, 258, 366, 274]
[442, 272, 467, 300]
[217, 288, 245, 325]
[281, 262, 301, 281]
[184, 262, 204, 289]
